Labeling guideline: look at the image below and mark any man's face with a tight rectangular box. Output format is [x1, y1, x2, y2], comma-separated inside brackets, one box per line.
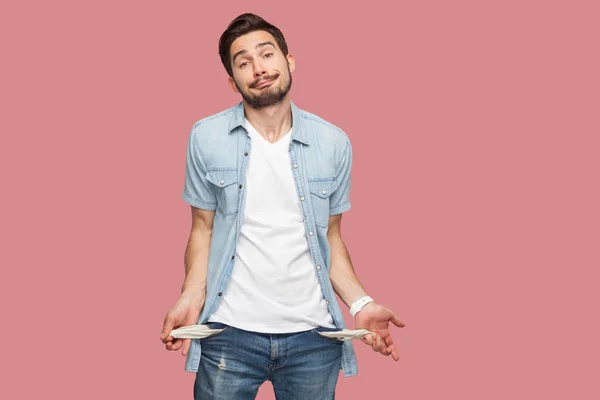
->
[228, 30, 295, 109]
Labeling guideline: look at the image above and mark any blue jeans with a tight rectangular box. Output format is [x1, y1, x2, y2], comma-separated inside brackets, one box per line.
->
[194, 322, 344, 399]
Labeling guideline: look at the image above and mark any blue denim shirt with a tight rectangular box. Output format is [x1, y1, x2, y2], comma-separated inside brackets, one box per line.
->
[181, 100, 358, 377]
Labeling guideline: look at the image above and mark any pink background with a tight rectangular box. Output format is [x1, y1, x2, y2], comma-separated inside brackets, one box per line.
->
[1, 0, 599, 398]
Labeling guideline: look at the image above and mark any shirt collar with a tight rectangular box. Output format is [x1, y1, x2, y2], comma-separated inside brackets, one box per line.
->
[228, 100, 309, 145]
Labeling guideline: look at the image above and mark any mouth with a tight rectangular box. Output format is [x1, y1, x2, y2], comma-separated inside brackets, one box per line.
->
[252, 76, 277, 89]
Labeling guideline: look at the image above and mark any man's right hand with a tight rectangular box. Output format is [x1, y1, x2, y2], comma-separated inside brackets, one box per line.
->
[160, 291, 205, 356]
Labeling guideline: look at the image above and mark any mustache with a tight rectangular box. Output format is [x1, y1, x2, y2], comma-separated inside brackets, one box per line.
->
[250, 73, 280, 88]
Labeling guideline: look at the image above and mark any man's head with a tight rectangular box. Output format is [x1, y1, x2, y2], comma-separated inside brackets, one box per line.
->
[218, 13, 295, 109]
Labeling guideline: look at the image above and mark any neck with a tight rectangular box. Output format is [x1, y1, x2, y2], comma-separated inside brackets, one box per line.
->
[243, 97, 292, 144]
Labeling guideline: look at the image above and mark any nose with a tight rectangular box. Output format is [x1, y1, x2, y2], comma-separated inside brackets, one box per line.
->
[253, 58, 267, 78]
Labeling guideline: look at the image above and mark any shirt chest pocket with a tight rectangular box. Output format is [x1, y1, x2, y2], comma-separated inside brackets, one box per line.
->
[308, 179, 336, 229]
[205, 169, 240, 216]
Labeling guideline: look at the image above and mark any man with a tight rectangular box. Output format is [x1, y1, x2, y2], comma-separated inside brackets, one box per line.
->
[161, 13, 405, 399]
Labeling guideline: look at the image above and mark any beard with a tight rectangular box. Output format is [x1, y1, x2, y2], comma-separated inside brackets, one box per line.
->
[234, 68, 293, 110]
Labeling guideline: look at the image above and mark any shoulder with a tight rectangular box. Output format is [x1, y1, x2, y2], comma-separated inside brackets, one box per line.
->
[190, 104, 237, 140]
[297, 107, 351, 151]
[186, 105, 240, 166]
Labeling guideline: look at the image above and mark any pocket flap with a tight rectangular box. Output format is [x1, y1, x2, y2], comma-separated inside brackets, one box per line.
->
[308, 179, 335, 199]
[206, 170, 238, 188]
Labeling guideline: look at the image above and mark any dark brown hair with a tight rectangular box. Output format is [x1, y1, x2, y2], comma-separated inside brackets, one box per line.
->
[218, 13, 289, 77]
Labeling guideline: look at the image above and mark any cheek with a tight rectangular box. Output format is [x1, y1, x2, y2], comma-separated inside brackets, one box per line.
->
[232, 74, 250, 89]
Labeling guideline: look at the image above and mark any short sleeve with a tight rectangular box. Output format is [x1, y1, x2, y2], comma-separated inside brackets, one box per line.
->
[181, 125, 217, 210]
[329, 137, 352, 215]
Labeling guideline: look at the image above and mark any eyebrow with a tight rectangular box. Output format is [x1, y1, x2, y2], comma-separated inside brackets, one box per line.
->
[231, 41, 276, 64]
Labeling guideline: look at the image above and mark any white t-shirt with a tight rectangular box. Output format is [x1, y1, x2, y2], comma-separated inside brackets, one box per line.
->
[207, 118, 335, 333]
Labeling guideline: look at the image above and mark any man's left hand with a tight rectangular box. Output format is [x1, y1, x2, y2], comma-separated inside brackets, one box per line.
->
[354, 302, 405, 361]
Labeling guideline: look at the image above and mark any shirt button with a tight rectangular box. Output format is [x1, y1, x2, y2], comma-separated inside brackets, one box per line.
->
[326, 300, 330, 305]
[231, 255, 235, 260]
[316, 265, 321, 270]
[293, 163, 298, 168]
[322, 190, 327, 195]
[300, 196, 305, 201]
[220, 180, 225, 185]
[309, 231, 314, 236]
[218, 292, 223, 296]
[244, 152, 248, 156]
[239, 184, 242, 189]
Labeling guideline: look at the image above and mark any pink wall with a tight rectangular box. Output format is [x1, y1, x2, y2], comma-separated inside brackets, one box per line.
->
[1, 0, 598, 398]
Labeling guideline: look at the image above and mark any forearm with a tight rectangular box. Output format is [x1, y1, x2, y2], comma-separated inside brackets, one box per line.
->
[328, 232, 368, 309]
[181, 229, 212, 295]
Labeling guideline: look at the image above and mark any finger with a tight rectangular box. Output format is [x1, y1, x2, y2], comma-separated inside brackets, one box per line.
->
[377, 337, 390, 355]
[166, 338, 182, 351]
[384, 334, 395, 347]
[362, 334, 373, 346]
[161, 314, 175, 343]
[182, 338, 191, 356]
[378, 336, 386, 353]
[372, 334, 384, 352]
[371, 335, 379, 352]
[171, 339, 183, 351]
[388, 343, 400, 361]
[378, 344, 392, 356]
[173, 339, 183, 350]
[382, 334, 399, 359]
[391, 314, 405, 328]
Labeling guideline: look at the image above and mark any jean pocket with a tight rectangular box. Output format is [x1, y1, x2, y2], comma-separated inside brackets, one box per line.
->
[169, 323, 229, 340]
[312, 327, 373, 342]
[202, 322, 230, 340]
[311, 327, 345, 344]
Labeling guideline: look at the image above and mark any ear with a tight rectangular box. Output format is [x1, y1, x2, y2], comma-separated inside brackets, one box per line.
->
[286, 54, 296, 73]
[228, 76, 239, 93]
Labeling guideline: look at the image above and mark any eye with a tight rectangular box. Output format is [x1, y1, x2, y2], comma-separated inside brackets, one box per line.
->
[239, 61, 249, 68]
[263, 52, 274, 58]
